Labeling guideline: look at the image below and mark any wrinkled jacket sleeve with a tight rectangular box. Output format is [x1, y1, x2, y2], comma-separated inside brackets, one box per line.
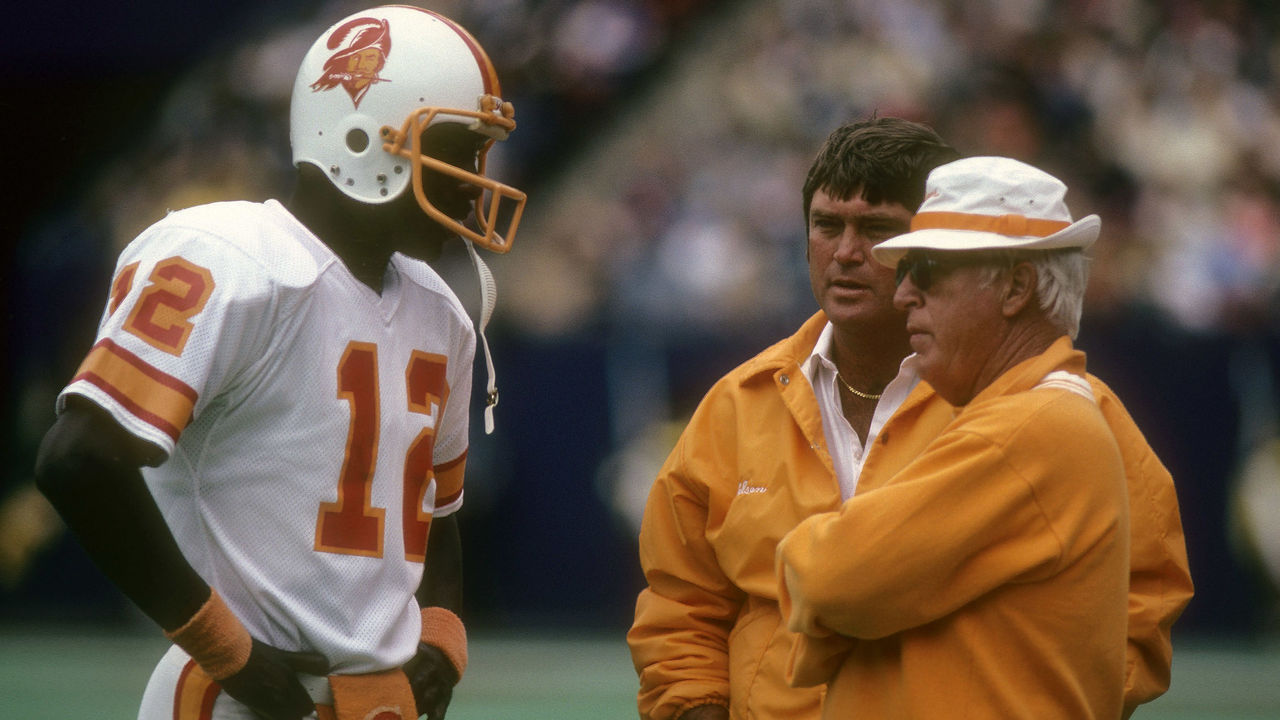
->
[778, 424, 1072, 641]
[628, 423, 742, 720]
[1090, 376, 1194, 717]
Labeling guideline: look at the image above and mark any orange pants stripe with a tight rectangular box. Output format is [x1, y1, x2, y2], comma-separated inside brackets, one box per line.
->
[172, 660, 220, 720]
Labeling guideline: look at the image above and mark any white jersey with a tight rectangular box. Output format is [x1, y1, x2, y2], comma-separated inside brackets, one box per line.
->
[58, 199, 474, 673]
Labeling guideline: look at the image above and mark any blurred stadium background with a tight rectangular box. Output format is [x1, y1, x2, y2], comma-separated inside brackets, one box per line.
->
[4, 0, 1279, 716]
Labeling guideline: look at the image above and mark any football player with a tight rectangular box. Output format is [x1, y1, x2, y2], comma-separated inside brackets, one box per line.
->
[34, 6, 525, 720]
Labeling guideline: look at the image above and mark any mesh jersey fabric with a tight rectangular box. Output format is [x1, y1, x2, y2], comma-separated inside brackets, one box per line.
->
[58, 199, 475, 672]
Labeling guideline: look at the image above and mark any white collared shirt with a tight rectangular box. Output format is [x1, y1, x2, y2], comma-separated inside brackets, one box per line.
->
[801, 322, 920, 500]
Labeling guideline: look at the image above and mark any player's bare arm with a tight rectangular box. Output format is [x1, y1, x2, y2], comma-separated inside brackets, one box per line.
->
[35, 397, 205, 629]
[35, 398, 328, 719]
[405, 514, 465, 720]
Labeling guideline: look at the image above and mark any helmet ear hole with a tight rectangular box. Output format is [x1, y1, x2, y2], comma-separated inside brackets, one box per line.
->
[290, 4, 522, 227]
[346, 128, 370, 153]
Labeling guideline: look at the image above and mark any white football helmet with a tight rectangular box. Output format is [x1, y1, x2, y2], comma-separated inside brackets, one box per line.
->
[291, 5, 526, 253]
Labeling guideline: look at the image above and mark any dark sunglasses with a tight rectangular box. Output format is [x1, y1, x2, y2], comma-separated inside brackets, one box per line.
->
[894, 251, 1002, 290]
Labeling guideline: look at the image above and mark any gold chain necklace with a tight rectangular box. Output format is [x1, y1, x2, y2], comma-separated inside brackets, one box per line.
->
[837, 372, 884, 400]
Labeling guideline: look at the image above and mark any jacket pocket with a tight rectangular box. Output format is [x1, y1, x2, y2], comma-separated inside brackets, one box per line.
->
[727, 601, 777, 715]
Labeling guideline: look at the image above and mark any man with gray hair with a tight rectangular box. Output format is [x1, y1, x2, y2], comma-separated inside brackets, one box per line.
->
[778, 156, 1136, 719]
[631, 120, 1189, 720]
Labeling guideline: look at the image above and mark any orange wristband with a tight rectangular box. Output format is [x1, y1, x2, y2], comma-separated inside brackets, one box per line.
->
[164, 588, 253, 680]
[420, 607, 467, 679]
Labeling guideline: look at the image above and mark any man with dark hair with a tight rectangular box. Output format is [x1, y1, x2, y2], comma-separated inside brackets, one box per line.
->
[627, 119, 1191, 720]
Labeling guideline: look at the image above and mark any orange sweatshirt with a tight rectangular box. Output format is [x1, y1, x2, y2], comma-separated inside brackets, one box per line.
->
[780, 338, 1128, 719]
[629, 314, 1191, 720]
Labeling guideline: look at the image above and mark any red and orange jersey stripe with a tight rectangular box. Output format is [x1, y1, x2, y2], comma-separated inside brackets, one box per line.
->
[172, 660, 220, 720]
[72, 338, 198, 443]
[434, 451, 467, 508]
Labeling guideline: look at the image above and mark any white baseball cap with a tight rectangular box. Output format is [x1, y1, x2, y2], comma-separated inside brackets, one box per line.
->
[871, 156, 1100, 266]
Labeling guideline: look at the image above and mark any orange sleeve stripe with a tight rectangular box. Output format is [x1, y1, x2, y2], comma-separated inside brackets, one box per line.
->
[173, 660, 220, 720]
[434, 451, 467, 507]
[72, 338, 198, 442]
[910, 211, 1071, 237]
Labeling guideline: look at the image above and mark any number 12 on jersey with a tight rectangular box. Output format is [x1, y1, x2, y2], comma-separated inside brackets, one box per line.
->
[315, 341, 449, 562]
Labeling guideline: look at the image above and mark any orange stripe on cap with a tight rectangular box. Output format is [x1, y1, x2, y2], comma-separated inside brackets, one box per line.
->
[72, 338, 198, 442]
[401, 6, 501, 94]
[910, 211, 1070, 238]
[173, 660, 220, 720]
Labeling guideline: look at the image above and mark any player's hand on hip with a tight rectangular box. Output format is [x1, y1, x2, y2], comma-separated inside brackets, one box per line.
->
[403, 643, 459, 720]
[219, 639, 329, 720]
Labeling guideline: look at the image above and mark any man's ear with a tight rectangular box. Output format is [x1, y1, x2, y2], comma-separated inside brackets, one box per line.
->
[1000, 262, 1037, 319]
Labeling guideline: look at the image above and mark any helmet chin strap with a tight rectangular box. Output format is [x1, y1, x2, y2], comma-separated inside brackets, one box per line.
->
[464, 239, 499, 434]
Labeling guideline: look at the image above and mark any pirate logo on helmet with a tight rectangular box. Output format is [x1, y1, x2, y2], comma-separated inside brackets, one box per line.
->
[309, 16, 392, 109]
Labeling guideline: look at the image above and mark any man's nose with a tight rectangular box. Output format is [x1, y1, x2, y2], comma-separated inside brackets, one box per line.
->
[833, 232, 870, 264]
[893, 276, 921, 310]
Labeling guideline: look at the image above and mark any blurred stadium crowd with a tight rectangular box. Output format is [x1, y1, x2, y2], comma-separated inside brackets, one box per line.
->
[5, 0, 1280, 640]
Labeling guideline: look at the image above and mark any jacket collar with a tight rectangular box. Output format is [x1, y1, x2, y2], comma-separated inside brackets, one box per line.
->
[739, 311, 830, 382]
[964, 335, 1085, 407]
[739, 311, 939, 416]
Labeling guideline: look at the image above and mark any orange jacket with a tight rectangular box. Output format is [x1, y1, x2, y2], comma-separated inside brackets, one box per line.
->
[628, 313, 1192, 720]
[780, 338, 1131, 718]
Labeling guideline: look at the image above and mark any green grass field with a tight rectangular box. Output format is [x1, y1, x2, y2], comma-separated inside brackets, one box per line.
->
[1, 627, 1276, 718]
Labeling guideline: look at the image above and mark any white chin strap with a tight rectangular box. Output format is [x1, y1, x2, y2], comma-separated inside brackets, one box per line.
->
[465, 240, 499, 434]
